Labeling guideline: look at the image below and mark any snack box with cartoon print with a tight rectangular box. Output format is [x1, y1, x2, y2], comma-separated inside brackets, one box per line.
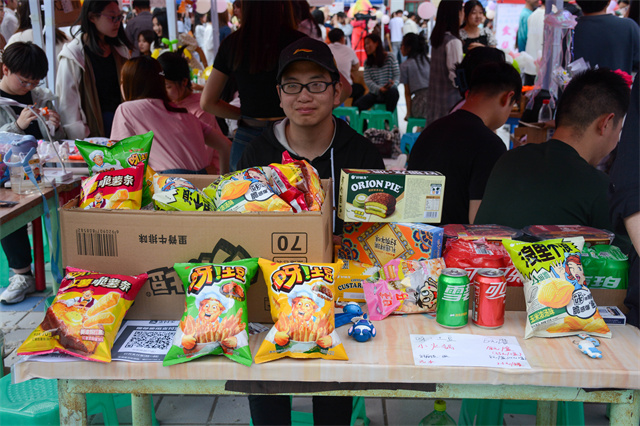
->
[338, 222, 444, 268]
[337, 169, 445, 223]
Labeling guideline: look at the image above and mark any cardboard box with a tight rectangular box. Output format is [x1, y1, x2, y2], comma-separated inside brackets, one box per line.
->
[338, 222, 443, 267]
[60, 176, 333, 323]
[337, 169, 445, 223]
[598, 306, 627, 325]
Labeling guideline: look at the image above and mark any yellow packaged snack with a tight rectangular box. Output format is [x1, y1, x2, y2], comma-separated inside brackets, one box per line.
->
[255, 259, 348, 364]
[79, 163, 144, 210]
[503, 237, 611, 339]
[152, 174, 214, 211]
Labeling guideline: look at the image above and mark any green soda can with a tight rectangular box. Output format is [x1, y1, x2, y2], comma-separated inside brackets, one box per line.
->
[436, 268, 470, 328]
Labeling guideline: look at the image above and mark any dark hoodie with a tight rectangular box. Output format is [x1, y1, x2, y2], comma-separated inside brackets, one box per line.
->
[238, 117, 385, 234]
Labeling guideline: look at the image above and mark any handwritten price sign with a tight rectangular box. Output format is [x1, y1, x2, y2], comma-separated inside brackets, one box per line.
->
[409, 334, 531, 369]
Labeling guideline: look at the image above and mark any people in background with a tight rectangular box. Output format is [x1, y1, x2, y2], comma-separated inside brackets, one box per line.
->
[388, 9, 404, 63]
[402, 11, 420, 35]
[400, 33, 430, 121]
[293, 0, 323, 41]
[460, 0, 497, 53]
[353, 33, 400, 113]
[57, 0, 132, 139]
[517, 0, 538, 52]
[124, 0, 152, 57]
[0, 0, 17, 43]
[137, 29, 154, 56]
[327, 28, 363, 103]
[151, 7, 169, 51]
[111, 56, 230, 174]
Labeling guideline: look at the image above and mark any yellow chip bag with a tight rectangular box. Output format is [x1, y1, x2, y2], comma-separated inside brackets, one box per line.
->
[503, 237, 611, 339]
[152, 174, 214, 211]
[255, 259, 348, 364]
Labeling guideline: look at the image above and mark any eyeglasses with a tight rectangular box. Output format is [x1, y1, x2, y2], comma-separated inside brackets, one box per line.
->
[99, 13, 124, 24]
[13, 73, 40, 89]
[279, 81, 336, 95]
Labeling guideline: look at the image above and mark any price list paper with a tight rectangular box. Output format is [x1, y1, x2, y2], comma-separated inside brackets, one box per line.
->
[409, 334, 531, 369]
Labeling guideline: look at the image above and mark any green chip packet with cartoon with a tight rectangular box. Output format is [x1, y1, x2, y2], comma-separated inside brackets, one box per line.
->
[163, 258, 259, 367]
[76, 132, 154, 206]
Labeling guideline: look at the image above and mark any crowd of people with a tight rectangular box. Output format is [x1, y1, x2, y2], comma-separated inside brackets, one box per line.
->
[0, 0, 638, 422]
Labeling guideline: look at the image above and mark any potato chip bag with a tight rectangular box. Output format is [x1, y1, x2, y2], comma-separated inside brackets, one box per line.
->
[76, 132, 153, 206]
[152, 174, 214, 211]
[380, 258, 444, 314]
[255, 259, 348, 364]
[18, 267, 147, 362]
[280, 152, 325, 211]
[266, 164, 309, 212]
[503, 237, 611, 339]
[204, 168, 292, 213]
[163, 259, 259, 367]
[79, 163, 144, 210]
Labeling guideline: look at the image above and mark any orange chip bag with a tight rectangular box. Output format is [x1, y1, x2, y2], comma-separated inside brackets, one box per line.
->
[504, 237, 611, 339]
[79, 163, 144, 210]
[255, 259, 348, 364]
[18, 267, 147, 362]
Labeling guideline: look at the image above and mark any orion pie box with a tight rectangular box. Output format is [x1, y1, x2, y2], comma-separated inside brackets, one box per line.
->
[338, 222, 443, 268]
[337, 169, 445, 223]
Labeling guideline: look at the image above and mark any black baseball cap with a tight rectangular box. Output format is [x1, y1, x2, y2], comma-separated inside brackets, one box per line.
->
[277, 37, 340, 82]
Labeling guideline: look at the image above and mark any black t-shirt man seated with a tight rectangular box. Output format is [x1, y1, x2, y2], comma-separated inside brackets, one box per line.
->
[407, 62, 522, 225]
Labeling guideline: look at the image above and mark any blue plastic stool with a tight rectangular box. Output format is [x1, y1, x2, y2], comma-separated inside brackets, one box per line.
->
[250, 396, 369, 426]
[406, 117, 426, 133]
[0, 373, 158, 426]
[400, 133, 420, 155]
[459, 399, 585, 425]
[333, 106, 362, 133]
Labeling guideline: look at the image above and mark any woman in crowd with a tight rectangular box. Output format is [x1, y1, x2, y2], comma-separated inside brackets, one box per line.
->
[218, 10, 231, 43]
[460, 0, 497, 53]
[353, 33, 400, 113]
[157, 51, 231, 174]
[151, 7, 168, 51]
[137, 29, 155, 57]
[400, 33, 430, 121]
[200, 0, 306, 171]
[292, 0, 322, 41]
[57, 0, 131, 139]
[425, 0, 463, 126]
[111, 56, 230, 174]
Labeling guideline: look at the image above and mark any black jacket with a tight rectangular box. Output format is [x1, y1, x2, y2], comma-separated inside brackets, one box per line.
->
[238, 118, 385, 234]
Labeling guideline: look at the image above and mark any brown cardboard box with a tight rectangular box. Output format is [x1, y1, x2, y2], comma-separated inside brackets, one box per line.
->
[60, 176, 333, 323]
[503, 286, 627, 313]
[513, 126, 548, 147]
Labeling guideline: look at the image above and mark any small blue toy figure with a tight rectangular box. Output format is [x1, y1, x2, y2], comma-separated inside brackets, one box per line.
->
[335, 302, 364, 328]
[348, 314, 376, 342]
[576, 333, 602, 359]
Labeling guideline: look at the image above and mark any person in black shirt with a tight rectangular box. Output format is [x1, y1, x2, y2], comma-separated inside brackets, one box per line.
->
[407, 62, 521, 225]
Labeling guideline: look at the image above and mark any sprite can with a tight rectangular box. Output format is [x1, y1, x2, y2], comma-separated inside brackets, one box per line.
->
[436, 268, 470, 328]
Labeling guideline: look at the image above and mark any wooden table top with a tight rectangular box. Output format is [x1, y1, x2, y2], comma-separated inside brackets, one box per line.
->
[0, 187, 55, 225]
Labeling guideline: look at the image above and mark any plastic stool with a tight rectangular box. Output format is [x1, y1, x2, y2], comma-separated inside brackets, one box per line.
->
[0, 373, 158, 426]
[458, 398, 584, 425]
[360, 110, 395, 132]
[333, 106, 362, 133]
[406, 117, 426, 133]
[250, 396, 369, 425]
[400, 133, 420, 155]
[372, 104, 398, 128]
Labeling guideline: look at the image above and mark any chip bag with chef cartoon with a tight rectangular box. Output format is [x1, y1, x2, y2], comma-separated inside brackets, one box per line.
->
[18, 267, 147, 362]
[152, 174, 214, 211]
[79, 163, 144, 210]
[255, 259, 348, 364]
[163, 258, 259, 367]
[76, 132, 154, 206]
[503, 237, 611, 339]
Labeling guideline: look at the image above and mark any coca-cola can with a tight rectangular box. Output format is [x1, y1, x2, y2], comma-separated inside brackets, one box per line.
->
[471, 268, 507, 328]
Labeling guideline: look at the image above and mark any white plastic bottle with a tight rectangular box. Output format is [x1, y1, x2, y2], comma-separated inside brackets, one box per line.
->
[418, 400, 456, 425]
[8, 135, 41, 195]
[538, 99, 554, 140]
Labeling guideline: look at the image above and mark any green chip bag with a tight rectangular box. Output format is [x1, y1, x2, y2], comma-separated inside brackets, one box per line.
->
[76, 132, 154, 206]
[163, 259, 259, 367]
[582, 245, 629, 290]
[152, 174, 214, 211]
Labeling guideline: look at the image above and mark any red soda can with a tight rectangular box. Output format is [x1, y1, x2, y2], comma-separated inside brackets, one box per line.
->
[471, 268, 507, 328]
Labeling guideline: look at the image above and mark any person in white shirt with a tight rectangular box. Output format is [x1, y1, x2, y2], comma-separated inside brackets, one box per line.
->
[328, 28, 364, 102]
[0, 0, 18, 42]
[402, 12, 420, 35]
[388, 10, 404, 63]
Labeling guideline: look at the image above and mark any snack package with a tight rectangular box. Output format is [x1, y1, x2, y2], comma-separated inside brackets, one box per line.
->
[255, 259, 348, 364]
[76, 132, 154, 206]
[152, 174, 214, 211]
[163, 259, 259, 367]
[18, 267, 147, 362]
[270, 152, 325, 211]
[204, 168, 293, 213]
[444, 238, 523, 286]
[380, 258, 445, 314]
[335, 259, 380, 302]
[267, 163, 309, 212]
[582, 245, 629, 290]
[503, 237, 611, 339]
[362, 279, 403, 321]
[79, 163, 144, 210]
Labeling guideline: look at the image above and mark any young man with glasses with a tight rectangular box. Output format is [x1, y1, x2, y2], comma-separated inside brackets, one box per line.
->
[238, 37, 384, 237]
[0, 42, 66, 305]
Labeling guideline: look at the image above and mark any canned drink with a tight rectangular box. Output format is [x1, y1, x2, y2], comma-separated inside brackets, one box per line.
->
[472, 268, 507, 329]
[436, 268, 470, 328]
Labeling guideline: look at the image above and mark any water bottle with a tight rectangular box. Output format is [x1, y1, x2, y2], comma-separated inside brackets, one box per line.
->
[418, 400, 456, 425]
[538, 99, 554, 140]
[7, 135, 41, 195]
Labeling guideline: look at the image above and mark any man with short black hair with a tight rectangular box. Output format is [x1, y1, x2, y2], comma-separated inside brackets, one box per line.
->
[125, 0, 153, 57]
[389, 9, 404, 62]
[408, 62, 522, 225]
[475, 69, 631, 251]
[573, 0, 639, 73]
[327, 28, 364, 102]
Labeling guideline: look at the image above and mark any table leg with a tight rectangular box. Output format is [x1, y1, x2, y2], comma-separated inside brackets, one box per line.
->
[32, 217, 45, 291]
[58, 380, 88, 426]
[609, 390, 640, 425]
[132, 393, 153, 426]
[536, 400, 557, 426]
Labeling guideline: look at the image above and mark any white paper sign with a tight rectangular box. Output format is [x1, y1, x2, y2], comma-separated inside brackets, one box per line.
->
[409, 333, 531, 369]
[495, 3, 525, 51]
